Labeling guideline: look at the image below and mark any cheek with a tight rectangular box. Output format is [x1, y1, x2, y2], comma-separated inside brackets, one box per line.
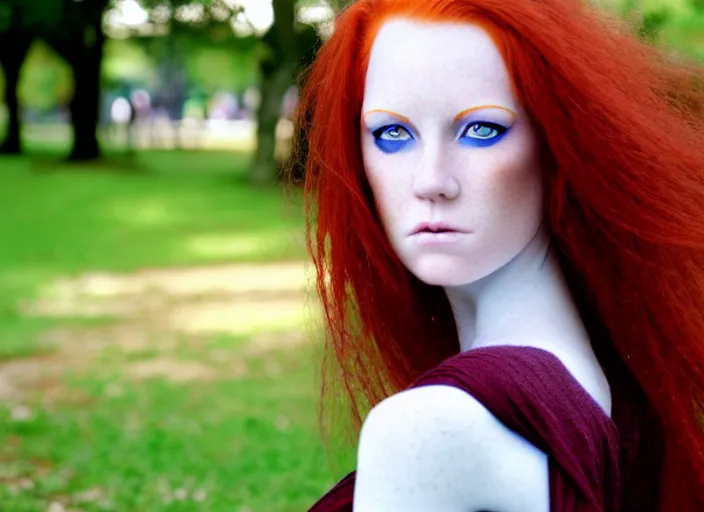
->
[477, 142, 544, 232]
[362, 142, 387, 205]
[496, 157, 542, 207]
[362, 144, 408, 231]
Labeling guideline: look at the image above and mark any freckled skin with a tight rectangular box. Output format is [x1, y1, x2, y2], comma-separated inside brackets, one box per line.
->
[361, 19, 544, 288]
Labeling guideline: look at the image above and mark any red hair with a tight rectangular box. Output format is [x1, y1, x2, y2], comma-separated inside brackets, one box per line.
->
[295, 0, 704, 507]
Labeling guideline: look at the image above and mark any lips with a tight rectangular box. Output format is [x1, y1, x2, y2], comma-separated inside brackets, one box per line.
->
[410, 222, 465, 235]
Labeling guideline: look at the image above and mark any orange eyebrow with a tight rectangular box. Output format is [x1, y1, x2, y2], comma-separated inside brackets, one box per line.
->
[453, 105, 517, 122]
[363, 110, 410, 123]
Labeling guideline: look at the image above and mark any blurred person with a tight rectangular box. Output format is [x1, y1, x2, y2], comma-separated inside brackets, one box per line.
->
[109, 96, 132, 149]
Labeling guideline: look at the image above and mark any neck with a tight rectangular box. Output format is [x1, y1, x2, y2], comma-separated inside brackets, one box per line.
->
[445, 226, 590, 353]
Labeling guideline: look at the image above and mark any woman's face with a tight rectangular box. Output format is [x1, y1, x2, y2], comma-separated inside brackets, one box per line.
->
[361, 19, 545, 287]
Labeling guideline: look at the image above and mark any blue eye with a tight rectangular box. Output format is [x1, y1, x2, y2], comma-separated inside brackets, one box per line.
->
[459, 122, 509, 147]
[372, 125, 415, 154]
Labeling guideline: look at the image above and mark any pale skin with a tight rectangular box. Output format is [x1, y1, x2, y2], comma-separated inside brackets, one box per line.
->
[353, 19, 612, 512]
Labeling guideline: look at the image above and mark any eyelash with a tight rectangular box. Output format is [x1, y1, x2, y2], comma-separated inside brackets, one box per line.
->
[459, 122, 509, 147]
[460, 122, 507, 140]
[371, 122, 509, 154]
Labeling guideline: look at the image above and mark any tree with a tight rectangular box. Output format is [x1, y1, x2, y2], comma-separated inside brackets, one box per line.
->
[250, 0, 342, 185]
[0, 0, 114, 160]
[279, 0, 353, 186]
[134, 0, 257, 153]
[140, 0, 323, 184]
[0, 1, 34, 154]
[248, 0, 291, 185]
[40, 0, 112, 161]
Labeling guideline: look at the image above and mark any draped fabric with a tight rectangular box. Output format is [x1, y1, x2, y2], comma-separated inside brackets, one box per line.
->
[308, 345, 663, 511]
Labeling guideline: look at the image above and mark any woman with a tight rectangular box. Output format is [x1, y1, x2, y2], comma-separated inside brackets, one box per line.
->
[295, 0, 704, 509]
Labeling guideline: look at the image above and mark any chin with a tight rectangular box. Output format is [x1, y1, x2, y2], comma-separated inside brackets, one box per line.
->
[406, 254, 490, 287]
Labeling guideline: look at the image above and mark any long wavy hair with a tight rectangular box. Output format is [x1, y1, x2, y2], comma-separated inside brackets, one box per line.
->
[294, 0, 704, 507]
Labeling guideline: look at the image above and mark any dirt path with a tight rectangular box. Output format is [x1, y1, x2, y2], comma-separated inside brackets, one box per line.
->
[0, 262, 315, 401]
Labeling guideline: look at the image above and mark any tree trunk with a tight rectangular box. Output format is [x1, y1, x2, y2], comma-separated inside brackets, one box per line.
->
[0, 32, 32, 155]
[67, 25, 105, 161]
[250, 63, 294, 185]
[249, 0, 297, 185]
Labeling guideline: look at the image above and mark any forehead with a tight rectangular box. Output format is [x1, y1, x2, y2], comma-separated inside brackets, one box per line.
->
[363, 19, 518, 111]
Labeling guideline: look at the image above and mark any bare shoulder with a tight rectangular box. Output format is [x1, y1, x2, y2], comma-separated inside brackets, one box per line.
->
[353, 385, 549, 512]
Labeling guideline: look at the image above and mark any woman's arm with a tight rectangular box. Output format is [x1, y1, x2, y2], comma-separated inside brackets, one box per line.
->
[353, 385, 549, 512]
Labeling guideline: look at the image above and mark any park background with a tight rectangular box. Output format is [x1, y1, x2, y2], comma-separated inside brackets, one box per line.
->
[0, 0, 702, 510]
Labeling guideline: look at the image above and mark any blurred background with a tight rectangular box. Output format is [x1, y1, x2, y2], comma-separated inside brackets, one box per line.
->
[0, 0, 701, 510]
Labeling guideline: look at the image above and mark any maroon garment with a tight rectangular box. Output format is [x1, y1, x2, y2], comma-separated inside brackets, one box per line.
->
[308, 345, 663, 511]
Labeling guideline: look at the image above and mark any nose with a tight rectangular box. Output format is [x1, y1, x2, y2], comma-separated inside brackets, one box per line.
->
[412, 146, 460, 202]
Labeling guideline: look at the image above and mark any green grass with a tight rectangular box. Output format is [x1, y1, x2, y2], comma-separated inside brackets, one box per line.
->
[0, 344, 335, 511]
[0, 148, 348, 511]
[0, 151, 305, 276]
[0, 150, 305, 357]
